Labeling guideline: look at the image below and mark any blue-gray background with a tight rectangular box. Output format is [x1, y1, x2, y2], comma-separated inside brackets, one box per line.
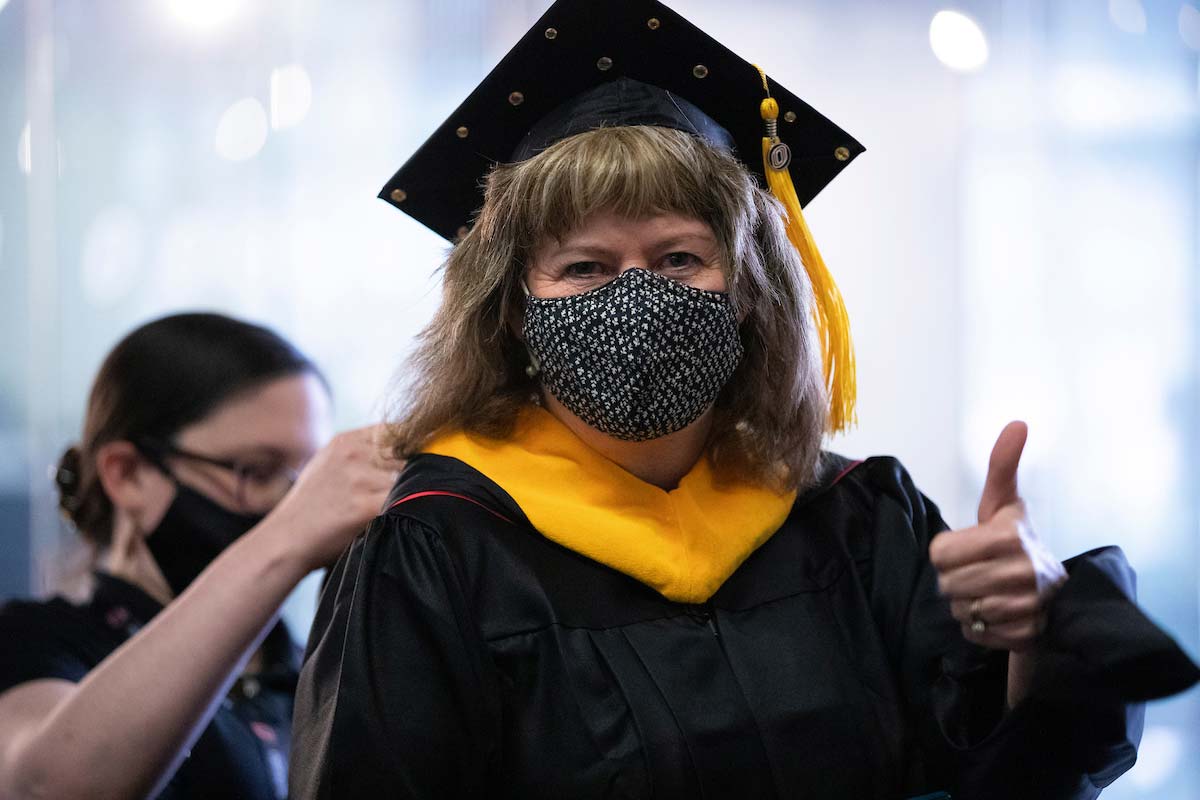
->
[1, 0, 1196, 795]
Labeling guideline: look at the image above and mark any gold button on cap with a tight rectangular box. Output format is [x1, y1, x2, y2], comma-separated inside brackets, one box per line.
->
[508, 91, 525, 106]
[647, 18, 660, 30]
[834, 146, 850, 161]
[455, 126, 469, 138]
[784, 111, 797, 123]
[390, 188, 407, 203]
[692, 64, 709, 79]
[544, 27, 558, 39]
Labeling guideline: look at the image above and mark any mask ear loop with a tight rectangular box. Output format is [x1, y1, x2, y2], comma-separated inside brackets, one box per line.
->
[519, 278, 542, 379]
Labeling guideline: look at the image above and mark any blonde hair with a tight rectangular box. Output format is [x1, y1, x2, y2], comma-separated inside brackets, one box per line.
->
[387, 126, 828, 491]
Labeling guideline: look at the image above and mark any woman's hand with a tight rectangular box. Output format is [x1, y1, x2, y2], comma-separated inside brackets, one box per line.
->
[260, 424, 402, 573]
[929, 421, 1067, 652]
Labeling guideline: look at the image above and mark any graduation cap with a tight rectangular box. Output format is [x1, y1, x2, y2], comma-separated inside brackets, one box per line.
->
[380, 0, 860, 432]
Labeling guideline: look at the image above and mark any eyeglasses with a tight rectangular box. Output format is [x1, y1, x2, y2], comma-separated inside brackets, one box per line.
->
[136, 438, 299, 515]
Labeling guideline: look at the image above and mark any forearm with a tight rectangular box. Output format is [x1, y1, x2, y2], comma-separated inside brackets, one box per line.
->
[7, 520, 307, 800]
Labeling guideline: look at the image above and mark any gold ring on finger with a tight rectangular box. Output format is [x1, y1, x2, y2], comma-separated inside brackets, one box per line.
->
[969, 597, 987, 634]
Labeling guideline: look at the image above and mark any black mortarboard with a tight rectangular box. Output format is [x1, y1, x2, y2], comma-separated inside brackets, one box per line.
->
[379, 0, 864, 243]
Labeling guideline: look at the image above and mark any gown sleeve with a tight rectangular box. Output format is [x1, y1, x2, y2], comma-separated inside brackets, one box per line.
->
[859, 457, 1200, 800]
[288, 512, 502, 799]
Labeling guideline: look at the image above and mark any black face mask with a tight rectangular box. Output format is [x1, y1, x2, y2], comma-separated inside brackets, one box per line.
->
[144, 482, 264, 597]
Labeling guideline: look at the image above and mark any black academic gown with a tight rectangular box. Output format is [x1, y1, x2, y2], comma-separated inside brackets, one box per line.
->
[289, 453, 1199, 799]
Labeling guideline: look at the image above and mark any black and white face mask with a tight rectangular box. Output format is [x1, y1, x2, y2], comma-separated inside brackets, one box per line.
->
[523, 268, 743, 441]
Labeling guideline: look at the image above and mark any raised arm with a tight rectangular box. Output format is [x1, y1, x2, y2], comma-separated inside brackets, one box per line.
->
[0, 426, 397, 800]
[867, 428, 1198, 799]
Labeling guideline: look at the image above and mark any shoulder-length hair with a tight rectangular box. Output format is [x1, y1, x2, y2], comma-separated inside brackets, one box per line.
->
[387, 125, 827, 491]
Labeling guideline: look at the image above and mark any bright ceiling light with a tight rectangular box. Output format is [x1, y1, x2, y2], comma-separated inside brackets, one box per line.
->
[215, 98, 268, 161]
[929, 10, 989, 73]
[164, 0, 243, 33]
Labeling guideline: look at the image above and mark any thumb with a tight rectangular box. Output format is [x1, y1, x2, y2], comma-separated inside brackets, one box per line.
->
[978, 420, 1028, 523]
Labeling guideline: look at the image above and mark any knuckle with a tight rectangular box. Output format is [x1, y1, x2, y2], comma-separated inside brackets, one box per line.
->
[1000, 525, 1022, 549]
[1019, 563, 1038, 589]
[330, 432, 352, 455]
[1005, 502, 1027, 520]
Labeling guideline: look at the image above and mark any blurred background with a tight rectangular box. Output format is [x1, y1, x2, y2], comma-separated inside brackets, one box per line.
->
[0, 0, 1196, 794]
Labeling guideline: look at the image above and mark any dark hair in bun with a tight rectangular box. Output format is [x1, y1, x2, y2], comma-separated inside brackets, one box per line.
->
[60, 313, 323, 546]
[55, 446, 84, 515]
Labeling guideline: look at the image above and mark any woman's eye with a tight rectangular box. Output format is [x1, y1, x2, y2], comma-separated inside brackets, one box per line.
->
[662, 252, 701, 269]
[563, 261, 602, 278]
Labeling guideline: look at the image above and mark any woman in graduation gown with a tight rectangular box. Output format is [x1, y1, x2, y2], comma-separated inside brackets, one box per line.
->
[289, 1, 1200, 798]
[0, 313, 398, 800]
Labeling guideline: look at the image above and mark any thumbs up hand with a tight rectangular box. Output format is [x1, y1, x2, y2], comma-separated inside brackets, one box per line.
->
[929, 422, 1067, 651]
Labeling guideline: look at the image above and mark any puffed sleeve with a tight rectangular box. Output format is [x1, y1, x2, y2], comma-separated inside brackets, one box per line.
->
[858, 457, 1199, 800]
[288, 512, 502, 799]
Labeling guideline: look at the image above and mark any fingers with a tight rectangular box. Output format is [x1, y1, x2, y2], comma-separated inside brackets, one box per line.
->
[977, 420, 1027, 523]
[354, 425, 404, 516]
[365, 429, 404, 505]
[949, 593, 1040, 626]
[928, 508, 1027, 572]
[337, 424, 406, 472]
[937, 555, 1037, 598]
[932, 515, 1063, 653]
[948, 591, 1044, 652]
[365, 423, 406, 469]
[287, 425, 404, 518]
[261, 424, 410, 572]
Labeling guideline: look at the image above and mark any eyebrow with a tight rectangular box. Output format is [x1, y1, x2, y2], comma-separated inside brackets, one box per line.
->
[549, 232, 718, 260]
[219, 444, 291, 463]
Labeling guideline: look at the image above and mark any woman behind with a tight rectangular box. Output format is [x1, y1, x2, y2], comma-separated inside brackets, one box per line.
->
[0, 312, 397, 800]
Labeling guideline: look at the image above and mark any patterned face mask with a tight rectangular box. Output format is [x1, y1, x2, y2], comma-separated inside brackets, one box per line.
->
[523, 268, 743, 441]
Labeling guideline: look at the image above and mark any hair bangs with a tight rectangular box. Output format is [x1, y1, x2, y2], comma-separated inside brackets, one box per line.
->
[498, 127, 727, 250]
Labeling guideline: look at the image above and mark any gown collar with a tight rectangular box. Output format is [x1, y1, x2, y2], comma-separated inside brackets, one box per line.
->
[424, 406, 797, 603]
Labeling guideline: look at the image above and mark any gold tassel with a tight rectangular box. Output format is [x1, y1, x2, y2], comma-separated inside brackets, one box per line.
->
[755, 69, 857, 433]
